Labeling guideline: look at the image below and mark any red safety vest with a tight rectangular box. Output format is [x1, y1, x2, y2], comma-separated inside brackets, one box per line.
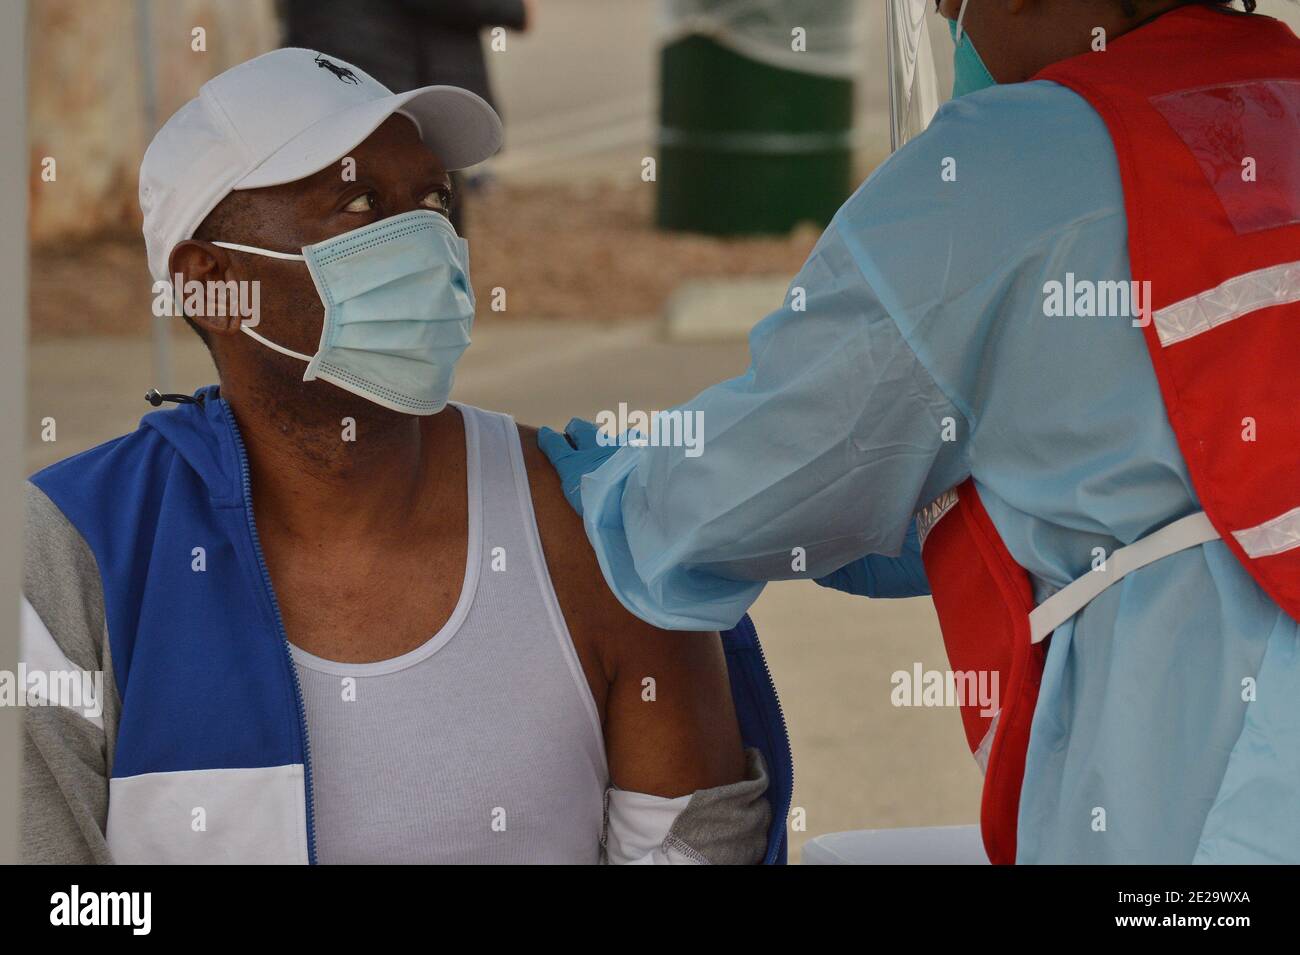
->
[919, 5, 1300, 865]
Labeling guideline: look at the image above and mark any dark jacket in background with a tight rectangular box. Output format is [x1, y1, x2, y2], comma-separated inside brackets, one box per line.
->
[282, 0, 527, 232]
[283, 0, 527, 113]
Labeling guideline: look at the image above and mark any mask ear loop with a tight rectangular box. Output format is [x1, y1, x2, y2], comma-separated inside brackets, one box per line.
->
[209, 240, 305, 261]
[955, 0, 971, 41]
[207, 240, 315, 362]
[240, 324, 313, 363]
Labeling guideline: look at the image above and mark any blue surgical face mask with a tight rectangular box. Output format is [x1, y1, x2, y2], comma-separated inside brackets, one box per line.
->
[949, 0, 997, 99]
[213, 209, 475, 416]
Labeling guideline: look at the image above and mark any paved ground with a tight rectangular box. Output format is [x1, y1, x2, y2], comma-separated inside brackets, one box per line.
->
[26, 322, 985, 861]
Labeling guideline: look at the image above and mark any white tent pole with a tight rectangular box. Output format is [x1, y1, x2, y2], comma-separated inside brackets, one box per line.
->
[136, 0, 170, 393]
[0, 0, 29, 864]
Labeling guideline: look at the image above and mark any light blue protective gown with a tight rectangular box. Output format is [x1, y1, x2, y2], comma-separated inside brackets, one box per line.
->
[580, 80, 1298, 863]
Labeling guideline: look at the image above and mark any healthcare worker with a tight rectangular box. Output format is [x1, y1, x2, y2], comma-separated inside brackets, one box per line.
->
[540, 0, 1300, 864]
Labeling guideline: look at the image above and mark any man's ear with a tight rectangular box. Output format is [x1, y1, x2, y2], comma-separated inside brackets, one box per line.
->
[168, 240, 244, 338]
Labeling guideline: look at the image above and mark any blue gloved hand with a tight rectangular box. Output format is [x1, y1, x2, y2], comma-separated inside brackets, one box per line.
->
[813, 519, 931, 598]
[537, 418, 620, 516]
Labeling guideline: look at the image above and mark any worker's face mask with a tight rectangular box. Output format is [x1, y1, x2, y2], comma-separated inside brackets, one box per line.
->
[949, 0, 997, 99]
[212, 210, 474, 416]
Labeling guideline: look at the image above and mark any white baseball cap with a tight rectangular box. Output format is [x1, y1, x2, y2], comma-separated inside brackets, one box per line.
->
[139, 47, 503, 281]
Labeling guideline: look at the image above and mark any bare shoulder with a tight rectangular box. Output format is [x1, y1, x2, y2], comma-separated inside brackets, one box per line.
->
[514, 423, 610, 595]
[515, 422, 744, 793]
[514, 423, 723, 671]
[514, 424, 638, 679]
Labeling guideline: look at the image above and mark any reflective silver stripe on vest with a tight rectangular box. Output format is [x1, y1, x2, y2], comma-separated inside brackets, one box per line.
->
[915, 488, 959, 550]
[1233, 502, 1300, 558]
[1153, 259, 1300, 346]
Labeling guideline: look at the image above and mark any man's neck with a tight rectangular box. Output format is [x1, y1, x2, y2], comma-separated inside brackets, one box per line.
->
[224, 383, 463, 545]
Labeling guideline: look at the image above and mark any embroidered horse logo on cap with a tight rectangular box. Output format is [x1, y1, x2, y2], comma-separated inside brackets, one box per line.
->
[314, 54, 359, 85]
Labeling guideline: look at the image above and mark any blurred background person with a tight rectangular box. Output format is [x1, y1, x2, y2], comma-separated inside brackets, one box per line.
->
[283, 0, 532, 233]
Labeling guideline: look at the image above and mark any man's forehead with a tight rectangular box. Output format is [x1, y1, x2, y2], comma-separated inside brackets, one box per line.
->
[371, 112, 423, 145]
[320, 114, 432, 173]
[195, 113, 446, 242]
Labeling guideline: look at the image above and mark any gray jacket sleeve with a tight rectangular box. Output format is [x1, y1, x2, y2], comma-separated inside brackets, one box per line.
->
[21, 483, 119, 864]
[662, 748, 772, 864]
[601, 748, 773, 865]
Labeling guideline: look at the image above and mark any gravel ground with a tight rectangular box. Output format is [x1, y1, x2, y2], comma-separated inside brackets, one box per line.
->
[29, 180, 821, 339]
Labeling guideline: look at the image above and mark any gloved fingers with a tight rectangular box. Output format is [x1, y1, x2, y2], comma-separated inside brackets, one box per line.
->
[563, 417, 603, 450]
[537, 425, 576, 462]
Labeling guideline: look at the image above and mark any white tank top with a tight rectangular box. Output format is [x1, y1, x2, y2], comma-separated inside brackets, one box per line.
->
[291, 404, 609, 864]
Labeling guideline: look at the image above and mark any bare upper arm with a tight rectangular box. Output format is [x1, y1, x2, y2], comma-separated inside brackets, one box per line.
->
[516, 423, 746, 797]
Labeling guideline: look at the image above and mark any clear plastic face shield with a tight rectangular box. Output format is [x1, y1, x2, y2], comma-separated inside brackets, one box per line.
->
[886, 0, 945, 151]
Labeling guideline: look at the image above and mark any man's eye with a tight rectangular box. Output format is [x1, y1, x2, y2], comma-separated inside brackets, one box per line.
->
[343, 193, 375, 213]
[421, 188, 452, 215]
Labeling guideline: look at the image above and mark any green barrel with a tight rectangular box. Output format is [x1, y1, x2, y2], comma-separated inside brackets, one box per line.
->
[657, 33, 854, 235]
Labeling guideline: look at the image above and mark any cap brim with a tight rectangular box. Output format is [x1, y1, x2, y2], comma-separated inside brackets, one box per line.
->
[234, 85, 503, 189]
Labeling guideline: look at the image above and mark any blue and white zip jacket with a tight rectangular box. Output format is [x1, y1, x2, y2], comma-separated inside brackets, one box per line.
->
[20, 385, 792, 864]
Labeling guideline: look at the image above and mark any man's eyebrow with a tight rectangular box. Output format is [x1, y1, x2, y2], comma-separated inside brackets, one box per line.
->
[325, 175, 370, 192]
[299, 165, 366, 194]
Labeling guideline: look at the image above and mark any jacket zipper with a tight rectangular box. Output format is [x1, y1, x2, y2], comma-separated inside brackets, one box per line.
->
[222, 402, 318, 865]
[740, 615, 794, 865]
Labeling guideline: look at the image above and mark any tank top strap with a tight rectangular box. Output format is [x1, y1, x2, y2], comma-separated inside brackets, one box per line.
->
[449, 402, 604, 747]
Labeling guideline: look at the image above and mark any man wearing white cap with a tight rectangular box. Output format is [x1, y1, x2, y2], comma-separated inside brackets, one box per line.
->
[20, 49, 791, 865]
